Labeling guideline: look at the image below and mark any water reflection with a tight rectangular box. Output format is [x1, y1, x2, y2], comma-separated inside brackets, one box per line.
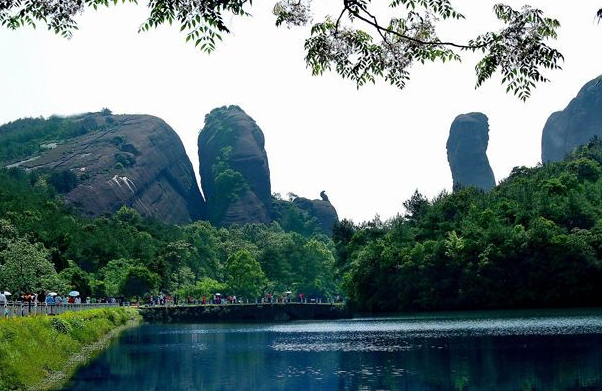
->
[60, 309, 602, 391]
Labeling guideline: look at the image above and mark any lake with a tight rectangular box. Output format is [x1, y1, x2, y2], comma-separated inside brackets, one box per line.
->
[59, 309, 602, 391]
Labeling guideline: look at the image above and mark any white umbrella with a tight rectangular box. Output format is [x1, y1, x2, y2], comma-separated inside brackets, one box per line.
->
[285, 291, 292, 294]
[68, 291, 80, 297]
[2, 291, 11, 296]
[215, 293, 221, 296]
[48, 292, 58, 296]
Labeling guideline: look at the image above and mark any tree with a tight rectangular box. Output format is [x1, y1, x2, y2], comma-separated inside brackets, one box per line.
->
[0, 238, 63, 295]
[99, 258, 137, 296]
[183, 221, 221, 280]
[58, 262, 92, 298]
[175, 277, 225, 300]
[403, 190, 430, 223]
[225, 249, 267, 299]
[0, 0, 572, 100]
[48, 170, 78, 193]
[119, 265, 160, 300]
[285, 237, 338, 297]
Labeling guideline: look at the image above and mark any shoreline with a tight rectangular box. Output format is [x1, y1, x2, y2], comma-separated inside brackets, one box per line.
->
[36, 317, 141, 391]
[0, 308, 141, 391]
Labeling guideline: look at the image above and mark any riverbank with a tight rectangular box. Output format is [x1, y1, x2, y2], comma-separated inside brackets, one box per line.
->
[0, 307, 141, 391]
[140, 303, 351, 323]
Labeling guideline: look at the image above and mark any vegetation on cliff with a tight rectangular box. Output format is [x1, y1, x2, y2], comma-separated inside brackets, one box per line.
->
[0, 114, 101, 163]
[198, 105, 272, 226]
[338, 140, 602, 312]
[0, 307, 140, 391]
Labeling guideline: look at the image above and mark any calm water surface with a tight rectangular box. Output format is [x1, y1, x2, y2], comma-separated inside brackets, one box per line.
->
[61, 309, 602, 391]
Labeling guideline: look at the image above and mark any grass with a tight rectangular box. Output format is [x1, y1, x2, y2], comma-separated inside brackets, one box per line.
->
[0, 307, 141, 391]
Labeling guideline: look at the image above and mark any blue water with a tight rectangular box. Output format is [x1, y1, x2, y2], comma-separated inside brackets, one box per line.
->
[60, 309, 602, 391]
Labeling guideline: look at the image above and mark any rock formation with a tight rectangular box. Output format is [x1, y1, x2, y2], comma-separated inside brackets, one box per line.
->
[2, 105, 341, 231]
[542, 76, 602, 163]
[446, 112, 496, 191]
[292, 191, 339, 234]
[2, 112, 205, 224]
[198, 106, 272, 226]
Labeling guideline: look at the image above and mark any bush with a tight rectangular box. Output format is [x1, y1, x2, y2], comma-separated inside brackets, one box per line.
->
[0, 308, 140, 391]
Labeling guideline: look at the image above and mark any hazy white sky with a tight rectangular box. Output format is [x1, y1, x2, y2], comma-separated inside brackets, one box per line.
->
[0, 1, 601, 222]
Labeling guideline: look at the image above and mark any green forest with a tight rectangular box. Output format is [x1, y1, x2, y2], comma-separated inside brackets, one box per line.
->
[3, 137, 602, 311]
[336, 140, 602, 312]
[0, 167, 337, 302]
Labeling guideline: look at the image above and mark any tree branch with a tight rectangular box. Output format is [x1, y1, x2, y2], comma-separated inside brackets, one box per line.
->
[344, 0, 493, 50]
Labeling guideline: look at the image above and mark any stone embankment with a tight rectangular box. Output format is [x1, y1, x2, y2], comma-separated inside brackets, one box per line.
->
[140, 303, 350, 323]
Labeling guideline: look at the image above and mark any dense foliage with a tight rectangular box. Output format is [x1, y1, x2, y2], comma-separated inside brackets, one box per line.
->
[0, 0, 574, 99]
[0, 167, 338, 301]
[337, 140, 602, 312]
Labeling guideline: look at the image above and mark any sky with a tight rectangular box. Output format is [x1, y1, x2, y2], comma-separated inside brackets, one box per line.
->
[0, 1, 601, 222]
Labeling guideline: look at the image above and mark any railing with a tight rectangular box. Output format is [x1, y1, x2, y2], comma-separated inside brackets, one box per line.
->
[142, 299, 345, 307]
[1, 302, 119, 318]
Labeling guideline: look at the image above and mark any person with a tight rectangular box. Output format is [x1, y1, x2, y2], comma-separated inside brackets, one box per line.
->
[55, 295, 63, 306]
[68, 295, 75, 304]
[45, 294, 54, 305]
[86, 297, 91, 304]
[0, 291, 7, 319]
[75, 296, 81, 304]
[202, 295, 206, 305]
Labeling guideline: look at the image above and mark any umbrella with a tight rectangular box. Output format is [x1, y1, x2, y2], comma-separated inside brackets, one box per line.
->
[215, 293, 221, 296]
[48, 292, 58, 296]
[285, 291, 292, 294]
[2, 291, 11, 296]
[68, 291, 80, 297]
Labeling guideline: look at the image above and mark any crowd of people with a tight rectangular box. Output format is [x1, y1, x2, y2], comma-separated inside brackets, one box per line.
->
[1, 289, 343, 317]
[142, 292, 341, 307]
[0, 290, 124, 318]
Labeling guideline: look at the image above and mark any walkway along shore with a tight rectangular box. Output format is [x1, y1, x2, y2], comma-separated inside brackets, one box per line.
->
[1, 302, 119, 318]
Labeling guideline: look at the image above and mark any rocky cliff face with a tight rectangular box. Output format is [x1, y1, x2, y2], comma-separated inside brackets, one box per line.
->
[542, 76, 602, 163]
[446, 113, 496, 191]
[3, 113, 205, 224]
[198, 106, 272, 226]
[293, 191, 339, 234]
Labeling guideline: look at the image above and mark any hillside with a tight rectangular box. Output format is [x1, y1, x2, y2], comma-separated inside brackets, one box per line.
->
[0, 167, 338, 301]
[338, 140, 602, 312]
[0, 110, 205, 224]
